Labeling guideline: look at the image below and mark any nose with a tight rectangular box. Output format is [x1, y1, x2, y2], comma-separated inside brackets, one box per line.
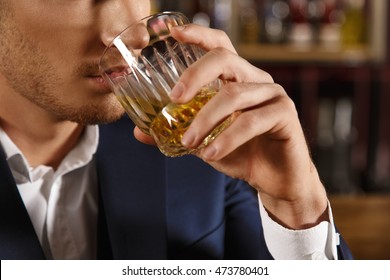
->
[99, 0, 150, 47]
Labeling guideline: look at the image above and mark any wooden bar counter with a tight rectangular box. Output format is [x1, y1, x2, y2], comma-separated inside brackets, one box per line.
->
[329, 194, 390, 260]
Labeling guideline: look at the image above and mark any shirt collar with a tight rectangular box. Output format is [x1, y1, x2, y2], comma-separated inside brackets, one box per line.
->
[0, 125, 99, 184]
[56, 125, 99, 177]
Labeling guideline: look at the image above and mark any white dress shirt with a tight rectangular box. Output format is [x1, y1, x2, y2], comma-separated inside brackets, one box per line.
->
[0, 125, 339, 260]
[0, 126, 99, 259]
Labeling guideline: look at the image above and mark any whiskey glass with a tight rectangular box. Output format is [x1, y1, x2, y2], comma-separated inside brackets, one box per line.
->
[99, 12, 230, 157]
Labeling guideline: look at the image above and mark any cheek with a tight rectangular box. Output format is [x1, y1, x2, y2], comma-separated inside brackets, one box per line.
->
[12, 2, 96, 56]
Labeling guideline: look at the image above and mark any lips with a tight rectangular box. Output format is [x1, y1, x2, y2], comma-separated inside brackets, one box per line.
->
[83, 75, 111, 93]
[93, 75, 107, 85]
[80, 60, 129, 93]
[102, 66, 129, 80]
[85, 68, 125, 89]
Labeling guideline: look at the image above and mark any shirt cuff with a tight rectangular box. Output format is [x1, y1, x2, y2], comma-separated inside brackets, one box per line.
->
[258, 195, 340, 260]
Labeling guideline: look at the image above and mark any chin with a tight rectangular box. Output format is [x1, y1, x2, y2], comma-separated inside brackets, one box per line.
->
[63, 103, 126, 125]
[83, 109, 126, 125]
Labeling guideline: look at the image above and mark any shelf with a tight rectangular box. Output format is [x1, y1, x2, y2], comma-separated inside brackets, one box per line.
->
[237, 44, 373, 64]
[160, 0, 387, 64]
[231, 0, 387, 65]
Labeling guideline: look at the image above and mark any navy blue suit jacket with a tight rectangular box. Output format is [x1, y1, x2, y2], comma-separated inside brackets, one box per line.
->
[0, 117, 353, 259]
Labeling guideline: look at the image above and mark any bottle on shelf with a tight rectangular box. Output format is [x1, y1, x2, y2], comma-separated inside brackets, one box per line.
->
[340, 0, 366, 48]
[192, 0, 212, 27]
[261, 0, 290, 44]
[316, 0, 343, 50]
[212, 0, 233, 34]
[288, 0, 314, 49]
[238, 0, 261, 44]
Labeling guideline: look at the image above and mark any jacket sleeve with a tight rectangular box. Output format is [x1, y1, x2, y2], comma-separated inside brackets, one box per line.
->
[223, 177, 273, 259]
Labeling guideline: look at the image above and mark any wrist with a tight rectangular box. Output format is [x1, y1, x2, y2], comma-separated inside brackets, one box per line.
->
[259, 174, 329, 230]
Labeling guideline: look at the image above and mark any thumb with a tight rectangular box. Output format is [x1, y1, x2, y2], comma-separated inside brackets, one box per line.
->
[133, 127, 156, 146]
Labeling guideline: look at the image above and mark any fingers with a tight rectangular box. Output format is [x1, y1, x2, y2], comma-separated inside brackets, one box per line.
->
[170, 48, 274, 103]
[170, 23, 273, 104]
[202, 96, 299, 162]
[168, 24, 291, 162]
[182, 83, 299, 161]
[181, 82, 286, 146]
[171, 24, 237, 54]
[167, 24, 299, 163]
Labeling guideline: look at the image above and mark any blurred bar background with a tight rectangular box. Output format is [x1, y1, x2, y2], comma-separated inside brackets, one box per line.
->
[152, 0, 390, 259]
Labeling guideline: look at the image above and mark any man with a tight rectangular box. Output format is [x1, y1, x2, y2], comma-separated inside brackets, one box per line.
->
[0, 0, 352, 260]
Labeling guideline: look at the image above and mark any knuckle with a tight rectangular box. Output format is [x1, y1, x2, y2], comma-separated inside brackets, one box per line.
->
[214, 29, 229, 41]
[221, 82, 241, 99]
[286, 96, 297, 111]
[279, 95, 298, 118]
[237, 111, 259, 133]
[263, 72, 274, 83]
[209, 46, 233, 57]
[271, 83, 286, 95]
[181, 62, 202, 81]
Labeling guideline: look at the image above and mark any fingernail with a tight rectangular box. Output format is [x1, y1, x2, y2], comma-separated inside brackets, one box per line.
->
[202, 146, 217, 161]
[171, 82, 185, 101]
[181, 130, 196, 148]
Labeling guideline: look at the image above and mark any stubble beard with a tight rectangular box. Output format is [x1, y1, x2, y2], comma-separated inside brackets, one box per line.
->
[0, 5, 125, 126]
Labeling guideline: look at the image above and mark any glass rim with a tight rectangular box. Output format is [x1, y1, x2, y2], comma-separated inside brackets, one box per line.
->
[99, 11, 188, 69]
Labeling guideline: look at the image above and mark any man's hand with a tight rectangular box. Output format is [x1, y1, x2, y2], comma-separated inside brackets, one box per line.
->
[134, 24, 329, 230]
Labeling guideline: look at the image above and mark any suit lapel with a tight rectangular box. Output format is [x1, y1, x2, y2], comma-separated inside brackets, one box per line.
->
[0, 147, 45, 259]
[97, 119, 167, 259]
